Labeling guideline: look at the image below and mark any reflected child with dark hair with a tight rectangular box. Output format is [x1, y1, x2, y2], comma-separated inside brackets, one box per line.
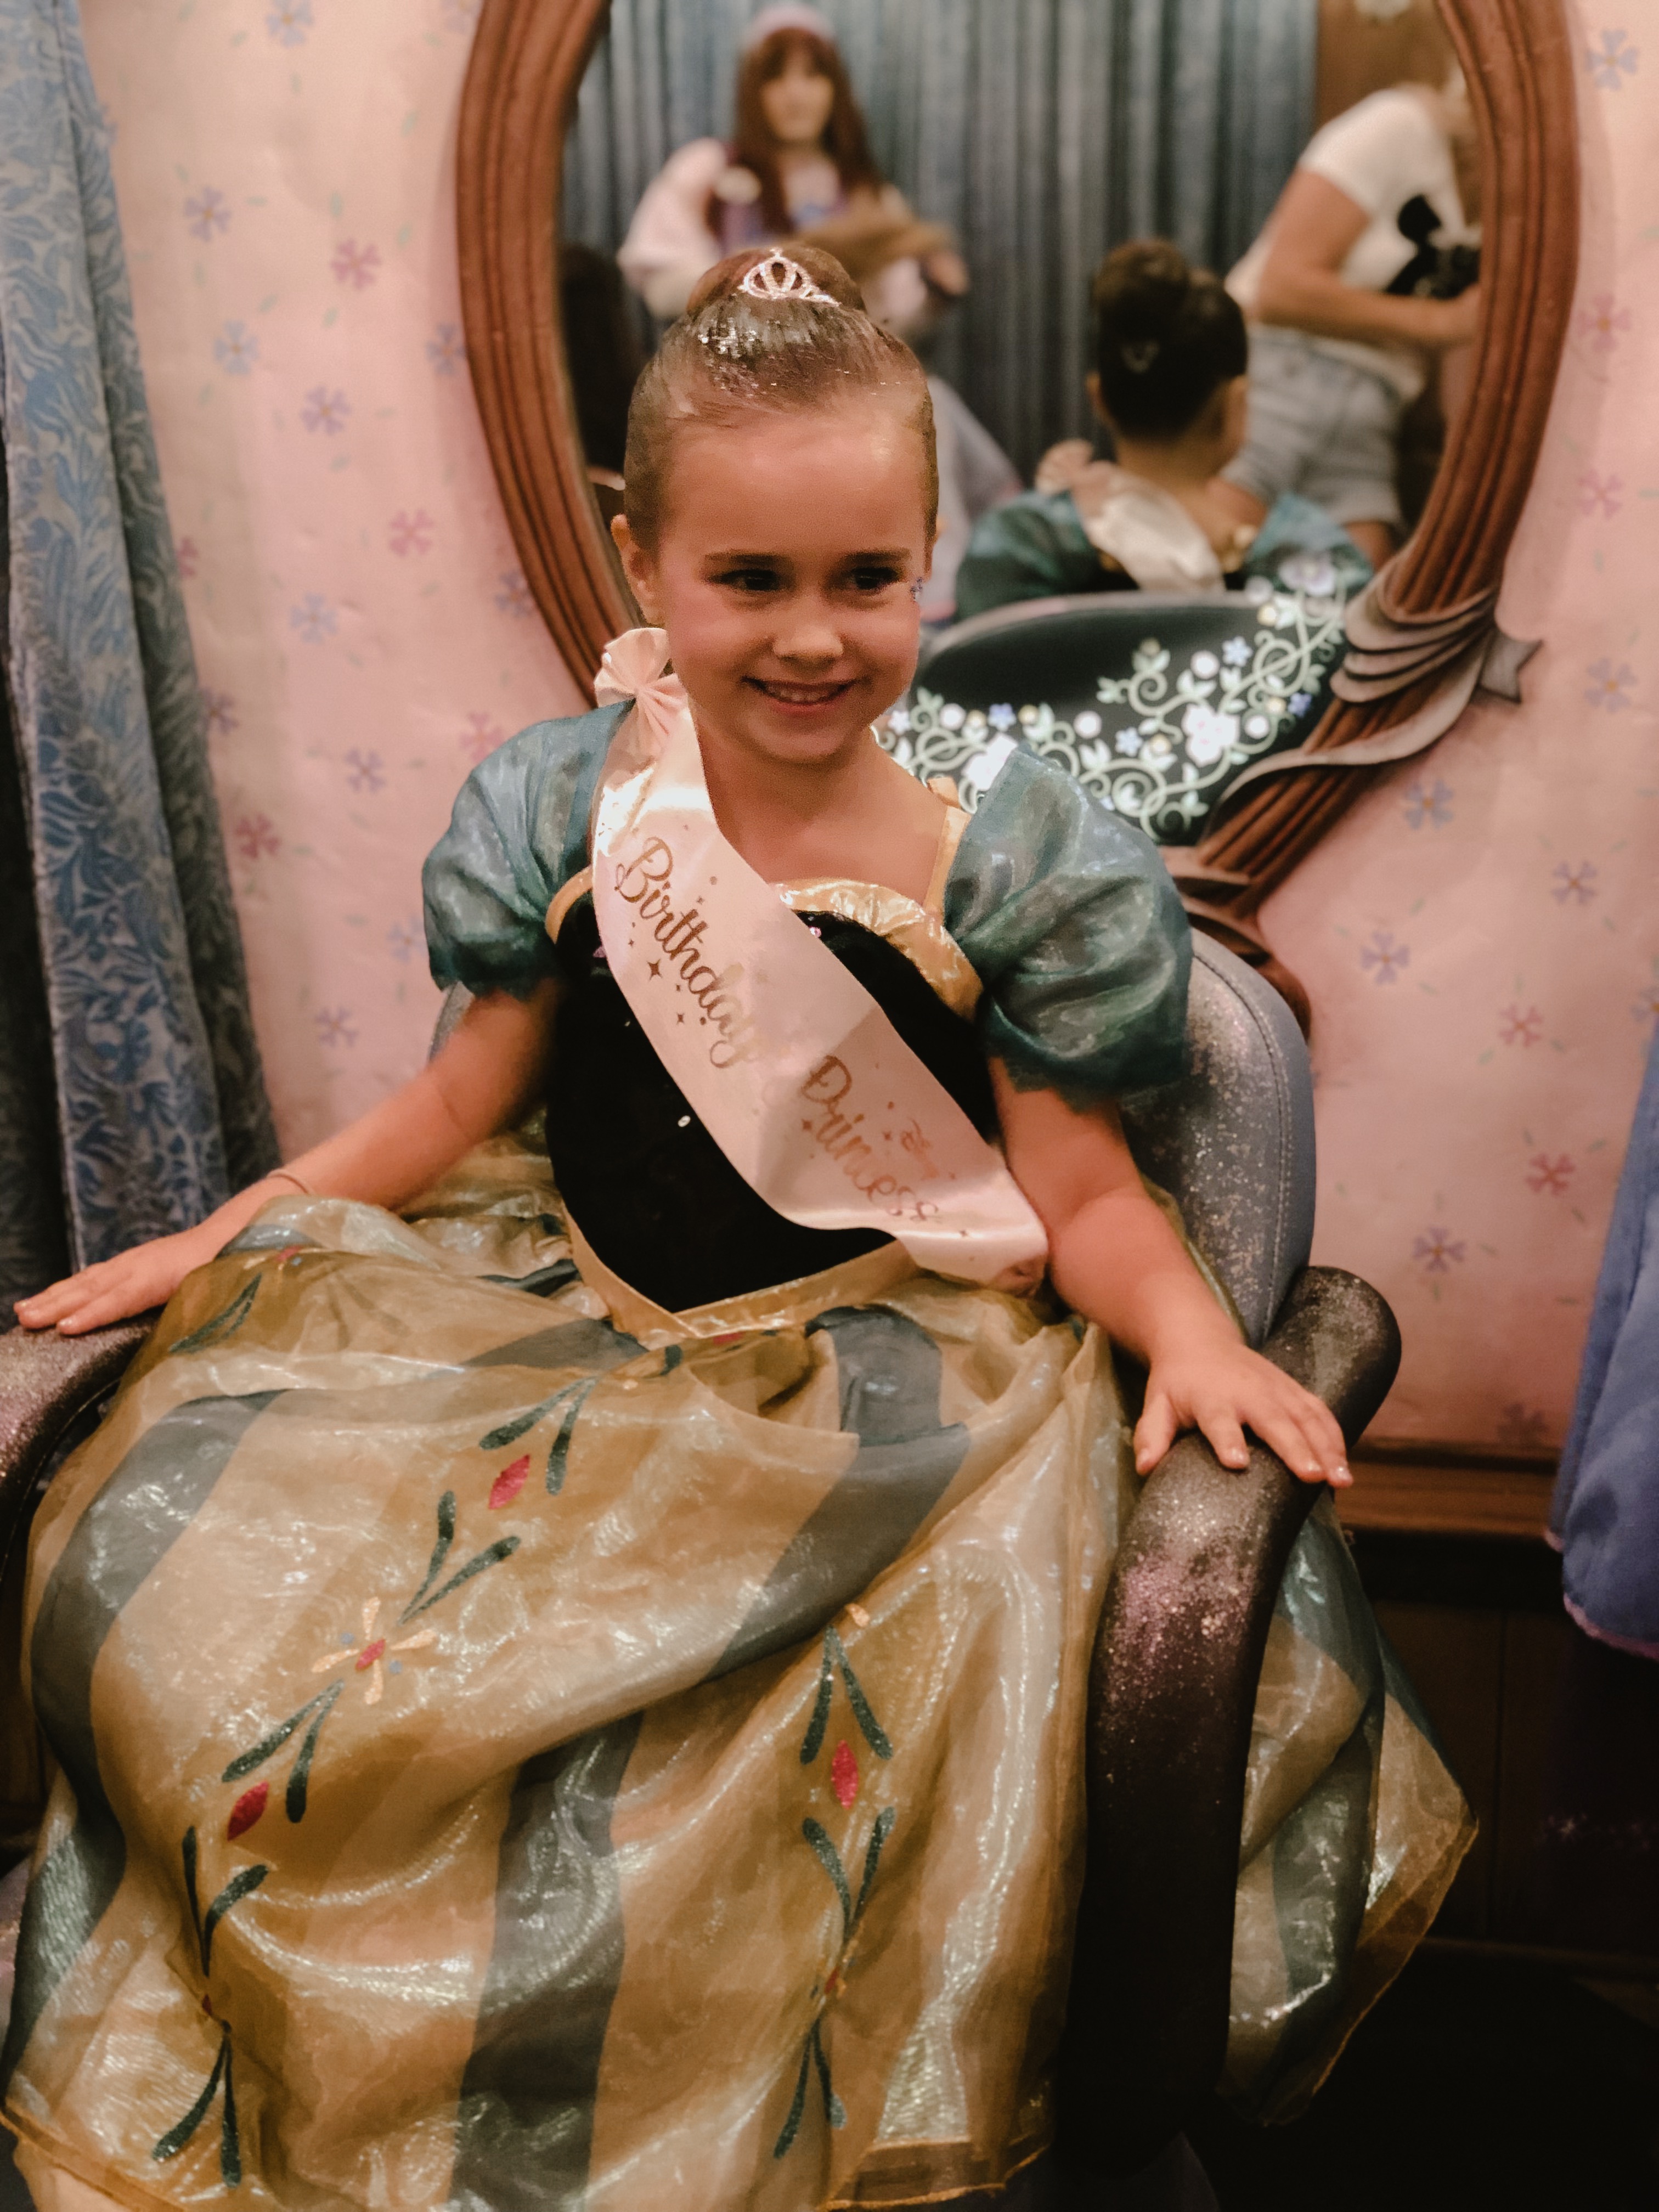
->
[954, 239, 1372, 620]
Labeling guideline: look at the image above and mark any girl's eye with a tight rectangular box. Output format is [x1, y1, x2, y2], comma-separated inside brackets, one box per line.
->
[849, 566, 902, 594]
[715, 566, 783, 595]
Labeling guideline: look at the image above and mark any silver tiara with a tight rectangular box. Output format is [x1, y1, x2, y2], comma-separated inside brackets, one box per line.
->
[738, 252, 839, 307]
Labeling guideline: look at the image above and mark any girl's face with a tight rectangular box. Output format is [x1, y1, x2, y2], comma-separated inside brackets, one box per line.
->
[614, 399, 932, 772]
[759, 48, 836, 149]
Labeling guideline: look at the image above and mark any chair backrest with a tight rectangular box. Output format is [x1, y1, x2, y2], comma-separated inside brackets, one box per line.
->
[894, 588, 1346, 844]
[1120, 932, 1314, 1346]
[433, 929, 1314, 1348]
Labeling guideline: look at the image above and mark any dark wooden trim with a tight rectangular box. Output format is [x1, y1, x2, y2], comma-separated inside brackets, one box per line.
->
[1194, 0, 1581, 913]
[458, 0, 1580, 904]
[458, 0, 632, 691]
[1341, 1460, 1554, 1541]
[1355, 1435, 1556, 1475]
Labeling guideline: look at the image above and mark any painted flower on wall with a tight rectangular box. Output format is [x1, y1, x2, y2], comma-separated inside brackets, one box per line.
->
[184, 185, 230, 241]
[331, 240, 381, 292]
[1526, 1153, 1575, 1195]
[1359, 930, 1410, 984]
[1578, 469, 1623, 517]
[233, 815, 280, 863]
[175, 536, 200, 580]
[1551, 859, 1599, 906]
[460, 712, 506, 763]
[1585, 28, 1639, 87]
[1584, 657, 1635, 710]
[213, 320, 259, 376]
[388, 510, 435, 557]
[1577, 294, 1632, 353]
[202, 689, 239, 738]
[302, 386, 351, 435]
[314, 1007, 357, 1048]
[426, 324, 465, 375]
[1403, 777, 1453, 828]
[1496, 1404, 1551, 1447]
[386, 919, 419, 963]
[1498, 1004, 1543, 1047]
[266, 1, 313, 48]
[1412, 1227, 1465, 1275]
[495, 569, 534, 618]
[345, 748, 386, 793]
[289, 593, 337, 643]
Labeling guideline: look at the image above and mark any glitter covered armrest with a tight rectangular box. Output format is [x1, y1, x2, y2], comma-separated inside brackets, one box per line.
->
[0, 1322, 153, 1550]
[1063, 1263, 1402, 2172]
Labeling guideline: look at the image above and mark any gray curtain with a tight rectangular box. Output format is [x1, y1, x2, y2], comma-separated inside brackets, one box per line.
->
[0, 0, 277, 1309]
[562, 0, 1317, 476]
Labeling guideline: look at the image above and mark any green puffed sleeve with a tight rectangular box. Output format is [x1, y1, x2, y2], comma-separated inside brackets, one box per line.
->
[945, 747, 1190, 1103]
[422, 703, 626, 996]
[952, 489, 1106, 622]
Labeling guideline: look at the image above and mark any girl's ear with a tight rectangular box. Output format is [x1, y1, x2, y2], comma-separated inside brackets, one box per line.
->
[611, 514, 662, 624]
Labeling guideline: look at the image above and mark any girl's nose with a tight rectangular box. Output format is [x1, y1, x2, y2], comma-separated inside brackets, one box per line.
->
[772, 615, 844, 666]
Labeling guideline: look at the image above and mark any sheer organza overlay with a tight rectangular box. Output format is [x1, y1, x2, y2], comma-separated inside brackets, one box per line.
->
[3, 1138, 1469, 2209]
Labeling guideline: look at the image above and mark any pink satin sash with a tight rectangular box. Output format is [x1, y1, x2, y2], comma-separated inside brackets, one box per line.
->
[591, 629, 1047, 1288]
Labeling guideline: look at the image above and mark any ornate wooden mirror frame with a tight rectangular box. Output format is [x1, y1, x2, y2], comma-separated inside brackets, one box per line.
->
[457, 0, 1578, 940]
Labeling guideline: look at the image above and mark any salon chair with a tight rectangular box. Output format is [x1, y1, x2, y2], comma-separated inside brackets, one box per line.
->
[0, 935, 1398, 2191]
[905, 588, 1351, 850]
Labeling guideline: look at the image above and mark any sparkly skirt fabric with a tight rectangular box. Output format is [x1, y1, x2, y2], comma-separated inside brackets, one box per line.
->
[3, 1138, 1470, 2210]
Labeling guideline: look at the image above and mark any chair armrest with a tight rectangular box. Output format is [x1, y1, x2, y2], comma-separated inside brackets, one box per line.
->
[0, 1323, 152, 1567]
[1059, 1265, 1401, 2175]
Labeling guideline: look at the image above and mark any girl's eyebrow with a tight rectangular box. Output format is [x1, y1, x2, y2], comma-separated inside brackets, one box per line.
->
[701, 548, 913, 563]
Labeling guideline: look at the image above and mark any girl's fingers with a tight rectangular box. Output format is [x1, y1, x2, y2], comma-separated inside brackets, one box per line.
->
[1198, 1407, 1250, 1471]
[1132, 1393, 1178, 1475]
[16, 1259, 155, 1334]
[1249, 1395, 1350, 1487]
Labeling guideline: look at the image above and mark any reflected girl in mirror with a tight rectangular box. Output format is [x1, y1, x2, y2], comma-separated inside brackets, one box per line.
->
[954, 241, 1373, 622]
[618, 2, 967, 338]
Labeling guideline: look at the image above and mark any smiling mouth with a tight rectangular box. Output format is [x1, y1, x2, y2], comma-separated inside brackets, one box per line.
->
[744, 677, 856, 709]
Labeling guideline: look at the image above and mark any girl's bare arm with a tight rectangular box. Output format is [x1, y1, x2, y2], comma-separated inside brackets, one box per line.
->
[15, 982, 561, 1337]
[993, 1064, 1350, 1485]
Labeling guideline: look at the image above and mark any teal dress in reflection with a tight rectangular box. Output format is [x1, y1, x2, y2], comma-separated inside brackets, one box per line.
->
[955, 482, 1372, 623]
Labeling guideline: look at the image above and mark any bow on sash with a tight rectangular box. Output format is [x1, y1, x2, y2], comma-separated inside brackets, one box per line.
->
[589, 630, 1047, 1289]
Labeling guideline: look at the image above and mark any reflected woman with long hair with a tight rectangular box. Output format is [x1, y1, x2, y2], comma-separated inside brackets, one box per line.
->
[619, 3, 966, 337]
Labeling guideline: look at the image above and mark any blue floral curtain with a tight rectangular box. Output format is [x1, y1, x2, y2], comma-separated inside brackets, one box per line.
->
[0, 0, 276, 1308]
[562, 0, 1317, 476]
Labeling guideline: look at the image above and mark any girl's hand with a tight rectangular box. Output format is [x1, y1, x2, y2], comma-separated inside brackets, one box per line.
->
[1135, 1333, 1351, 1488]
[13, 1227, 218, 1336]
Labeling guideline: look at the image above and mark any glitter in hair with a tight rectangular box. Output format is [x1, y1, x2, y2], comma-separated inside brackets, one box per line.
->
[623, 245, 939, 552]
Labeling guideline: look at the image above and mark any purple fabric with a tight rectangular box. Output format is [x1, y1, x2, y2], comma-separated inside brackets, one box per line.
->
[1550, 1029, 1659, 1652]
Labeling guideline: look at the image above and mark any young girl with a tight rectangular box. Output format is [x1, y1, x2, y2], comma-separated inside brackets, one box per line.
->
[8, 249, 1465, 2212]
[955, 241, 1371, 619]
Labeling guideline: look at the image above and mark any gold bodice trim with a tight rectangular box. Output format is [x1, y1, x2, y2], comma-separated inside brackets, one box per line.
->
[772, 879, 980, 1016]
[543, 816, 982, 1021]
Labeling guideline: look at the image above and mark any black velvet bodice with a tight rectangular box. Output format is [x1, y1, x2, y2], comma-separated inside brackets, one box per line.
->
[546, 893, 996, 1313]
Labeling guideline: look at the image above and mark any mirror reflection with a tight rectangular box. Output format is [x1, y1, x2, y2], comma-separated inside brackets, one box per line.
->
[561, 0, 1480, 612]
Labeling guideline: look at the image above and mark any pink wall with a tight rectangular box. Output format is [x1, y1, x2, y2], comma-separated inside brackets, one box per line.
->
[84, 0, 1655, 1446]
[1263, 10, 1658, 1443]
